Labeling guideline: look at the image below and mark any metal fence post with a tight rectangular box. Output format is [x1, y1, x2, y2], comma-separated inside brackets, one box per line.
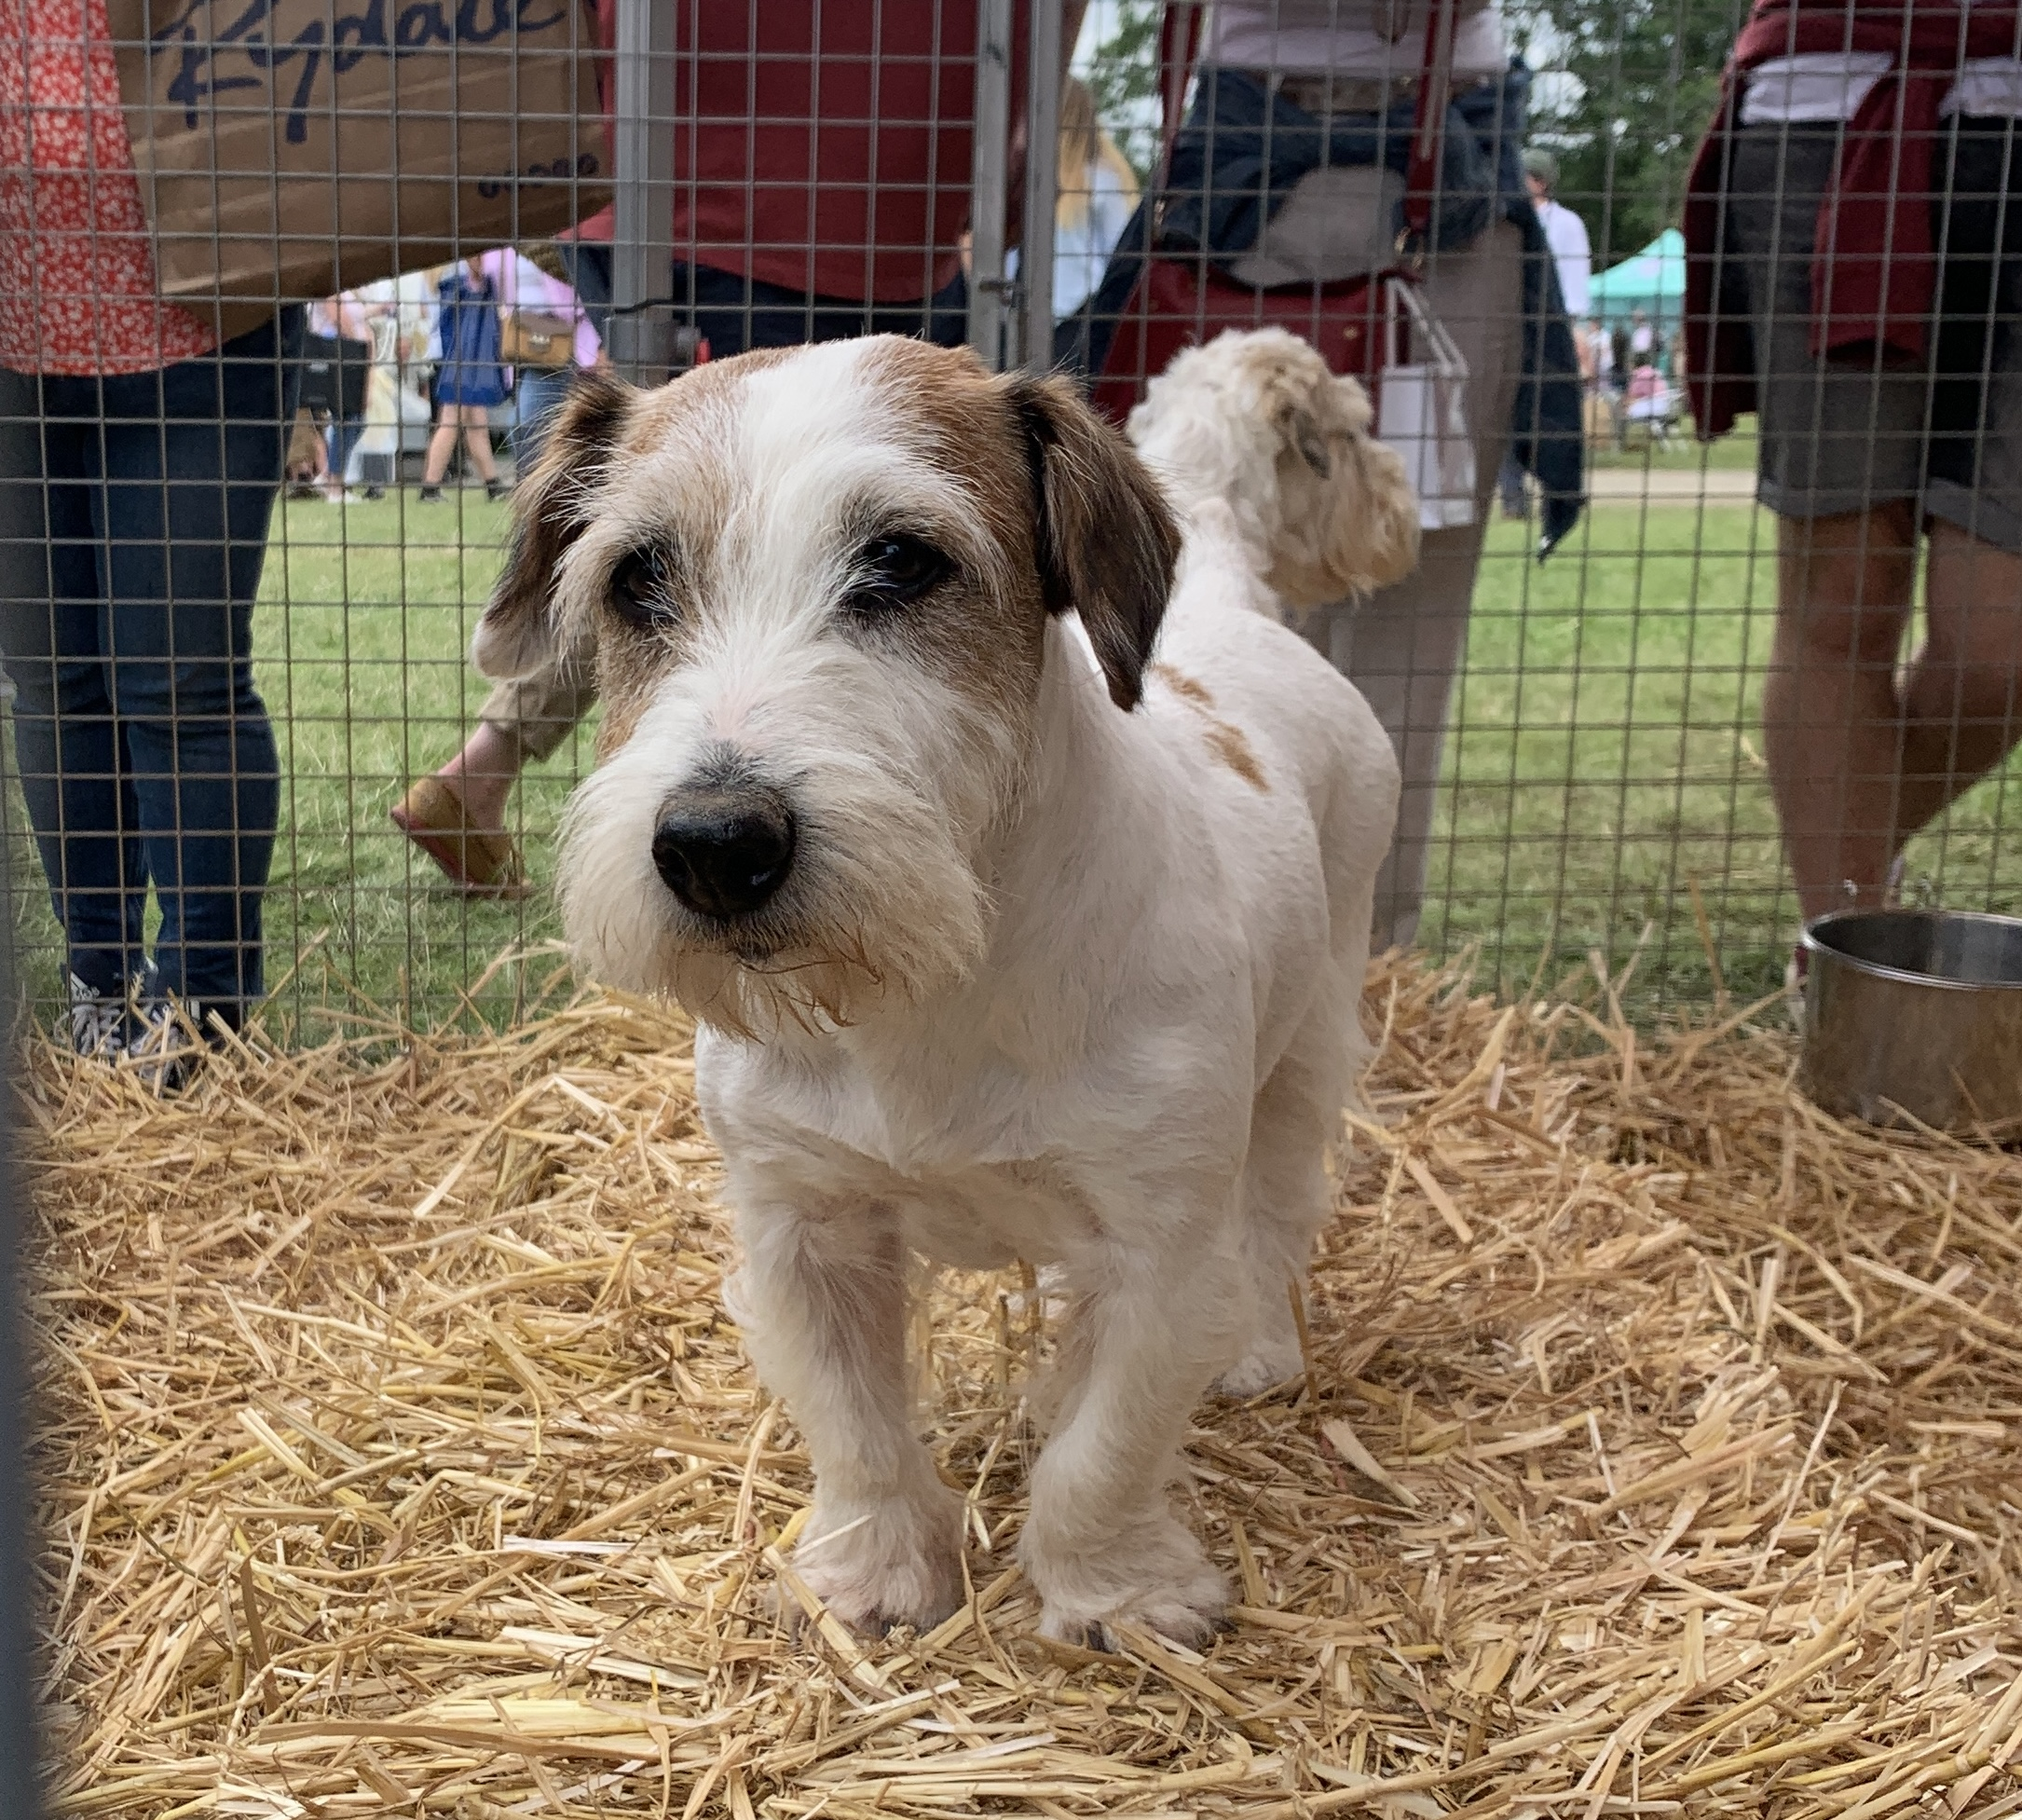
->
[967, 0, 1015, 372]
[608, 0, 676, 385]
[1019, 0, 1062, 373]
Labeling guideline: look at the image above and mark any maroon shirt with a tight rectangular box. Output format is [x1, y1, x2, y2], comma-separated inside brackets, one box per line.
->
[581, 2, 1028, 303]
[1686, 0, 2022, 438]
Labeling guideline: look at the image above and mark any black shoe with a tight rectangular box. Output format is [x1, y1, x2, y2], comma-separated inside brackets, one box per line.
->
[417, 484, 445, 503]
[485, 477, 512, 502]
[362, 485, 385, 501]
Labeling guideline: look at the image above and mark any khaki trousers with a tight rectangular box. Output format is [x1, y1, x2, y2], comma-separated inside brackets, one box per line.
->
[478, 623, 597, 764]
[1302, 220, 1526, 951]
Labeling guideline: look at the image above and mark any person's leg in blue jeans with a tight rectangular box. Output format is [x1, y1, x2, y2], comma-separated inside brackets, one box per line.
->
[2, 316, 297, 1034]
[512, 366, 575, 474]
[0, 371, 146, 1005]
[92, 320, 295, 1022]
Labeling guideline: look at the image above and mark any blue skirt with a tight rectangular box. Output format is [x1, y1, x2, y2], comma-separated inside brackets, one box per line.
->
[437, 358, 506, 408]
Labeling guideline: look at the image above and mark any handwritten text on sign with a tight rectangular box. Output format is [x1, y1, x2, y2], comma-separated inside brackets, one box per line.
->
[148, 0, 571, 145]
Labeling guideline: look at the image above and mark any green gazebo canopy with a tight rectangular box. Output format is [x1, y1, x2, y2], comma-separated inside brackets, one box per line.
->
[1588, 228, 1686, 328]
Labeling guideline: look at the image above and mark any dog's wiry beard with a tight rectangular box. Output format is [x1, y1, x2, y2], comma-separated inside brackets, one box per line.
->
[558, 723, 996, 1040]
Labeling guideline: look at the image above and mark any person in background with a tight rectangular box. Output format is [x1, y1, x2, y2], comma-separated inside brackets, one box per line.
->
[417, 255, 508, 505]
[302, 292, 373, 503]
[1584, 315, 1613, 390]
[1621, 355, 1674, 445]
[1609, 317, 1632, 392]
[1686, 0, 2022, 982]
[1501, 147, 1591, 515]
[391, 0, 1086, 898]
[1527, 148, 1592, 318]
[1012, 75, 1141, 322]
[332, 288, 400, 499]
[1581, 314, 1616, 445]
[0, 0, 300, 1081]
[1081, 0, 1584, 951]
[485, 243, 601, 473]
[388, 246, 600, 891]
[1629, 306, 1655, 363]
[344, 271, 439, 489]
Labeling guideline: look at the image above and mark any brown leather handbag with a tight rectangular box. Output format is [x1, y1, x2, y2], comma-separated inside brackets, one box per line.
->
[499, 309, 576, 369]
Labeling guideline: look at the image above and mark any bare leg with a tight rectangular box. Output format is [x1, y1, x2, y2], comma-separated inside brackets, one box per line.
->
[730, 1192, 963, 1634]
[462, 409, 499, 484]
[1019, 1225, 1241, 1648]
[421, 409, 462, 486]
[1895, 521, 2022, 833]
[1763, 504, 1918, 920]
[433, 720, 522, 829]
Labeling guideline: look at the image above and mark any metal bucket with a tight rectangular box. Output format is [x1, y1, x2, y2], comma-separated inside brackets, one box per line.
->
[1798, 909, 2022, 1135]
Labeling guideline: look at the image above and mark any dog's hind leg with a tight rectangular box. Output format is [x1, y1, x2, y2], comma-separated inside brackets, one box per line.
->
[727, 1189, 965, 1635]
[1213, 937, 1374, 1390]
[1217, 1001, 1352, 1398]
[1018, 1216, 1241, 1649]
[1219, 750, 1391, 1396]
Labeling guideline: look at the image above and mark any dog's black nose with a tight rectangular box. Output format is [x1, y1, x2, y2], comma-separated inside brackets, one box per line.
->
[651, 787, 797, 919]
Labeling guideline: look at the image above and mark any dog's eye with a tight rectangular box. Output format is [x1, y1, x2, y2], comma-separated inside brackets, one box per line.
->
[609, 548, 676, 628]
[844, 534, 951, 615]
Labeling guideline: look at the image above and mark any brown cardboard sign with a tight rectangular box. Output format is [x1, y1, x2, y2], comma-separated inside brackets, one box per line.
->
[109, 0, 609, 338]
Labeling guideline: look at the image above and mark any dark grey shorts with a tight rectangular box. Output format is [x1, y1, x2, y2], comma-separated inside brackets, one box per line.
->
[1725, 116, 2022, 551]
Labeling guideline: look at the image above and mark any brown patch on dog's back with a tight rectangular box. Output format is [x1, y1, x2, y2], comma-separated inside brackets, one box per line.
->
[1203, 719, 1268, 791]
[1150, 662, 1214, 707]
[1153, 663, 1267, 790]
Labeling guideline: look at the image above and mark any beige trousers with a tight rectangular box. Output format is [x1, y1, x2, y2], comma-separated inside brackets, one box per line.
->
[1302, 220, 1527, 951]
[478, 623, 598, 764]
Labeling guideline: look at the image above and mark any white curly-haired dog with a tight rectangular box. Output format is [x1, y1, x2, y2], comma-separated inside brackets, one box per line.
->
[1127, 326, 1420, 616]
[472, 329, 1410, 1649]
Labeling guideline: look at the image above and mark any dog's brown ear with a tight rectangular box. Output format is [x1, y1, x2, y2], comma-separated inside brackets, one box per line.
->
[471, 367, 635, 681]
[1005, 371, 1180, 711]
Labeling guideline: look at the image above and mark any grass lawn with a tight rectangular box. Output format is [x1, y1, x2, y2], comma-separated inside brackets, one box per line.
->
[1583, 416, 1760, 473]
[7, 482, 2021, 1032]
[1440, 500, 2022, 1007]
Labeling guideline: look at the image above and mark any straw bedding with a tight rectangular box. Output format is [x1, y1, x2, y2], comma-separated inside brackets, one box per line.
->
[24, 952, 2022, 1818]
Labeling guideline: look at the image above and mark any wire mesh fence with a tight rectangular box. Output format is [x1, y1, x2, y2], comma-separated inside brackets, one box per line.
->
[4, 0, 2021, 1045]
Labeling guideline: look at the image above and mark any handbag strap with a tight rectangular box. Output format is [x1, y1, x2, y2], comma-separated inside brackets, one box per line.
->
[1154, 0, 1456, 267]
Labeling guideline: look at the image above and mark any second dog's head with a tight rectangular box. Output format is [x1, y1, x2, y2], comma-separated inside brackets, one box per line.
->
[475, 336, 1180, 1034]
[1127, 328, 1420, 608]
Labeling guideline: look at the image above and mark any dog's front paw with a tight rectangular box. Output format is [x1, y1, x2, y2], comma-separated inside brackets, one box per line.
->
[1215, 1335, 1304, 1398]
[789, 1493, 966, 1636]
[1023, 1516, 1227, 1651]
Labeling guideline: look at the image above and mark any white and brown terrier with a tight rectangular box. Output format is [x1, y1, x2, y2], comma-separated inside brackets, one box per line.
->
[473, 329, 1412, 1649]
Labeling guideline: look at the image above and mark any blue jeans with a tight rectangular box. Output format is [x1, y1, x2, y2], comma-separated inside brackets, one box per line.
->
[323, 413, 361, 484]
[511, 365, 576, 473]
[0, 312, 301, 1022]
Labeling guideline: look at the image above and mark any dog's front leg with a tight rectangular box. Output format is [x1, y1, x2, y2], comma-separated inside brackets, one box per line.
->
[729, 1193, 965, 1635]
[1019, 1224, 1240, 1649]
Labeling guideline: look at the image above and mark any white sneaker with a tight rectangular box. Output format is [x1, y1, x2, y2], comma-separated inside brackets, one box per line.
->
[63, 974, 131, 1060]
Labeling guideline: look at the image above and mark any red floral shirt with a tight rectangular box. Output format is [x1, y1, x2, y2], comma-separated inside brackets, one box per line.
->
[0, 0, 215, 376]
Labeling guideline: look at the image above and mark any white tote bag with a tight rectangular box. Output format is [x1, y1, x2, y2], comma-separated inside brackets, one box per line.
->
[1376, 279, 1478, 531]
